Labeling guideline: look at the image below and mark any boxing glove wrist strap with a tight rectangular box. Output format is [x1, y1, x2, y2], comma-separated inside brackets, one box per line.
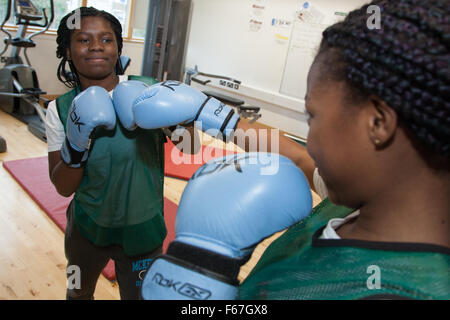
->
[166, 241, 243, 286]
[220, 109, 239, 133]
[194, 96, 240, 141]
[193, 96, 213, 122]
[60, 137, 88, 168]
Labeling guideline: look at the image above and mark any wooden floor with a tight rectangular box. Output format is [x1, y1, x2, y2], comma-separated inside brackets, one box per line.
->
[0, 109, 320, 300]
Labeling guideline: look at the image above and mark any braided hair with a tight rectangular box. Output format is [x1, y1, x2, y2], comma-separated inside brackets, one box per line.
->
[315, 0, 449, 165]
[56, 7, 124, 88]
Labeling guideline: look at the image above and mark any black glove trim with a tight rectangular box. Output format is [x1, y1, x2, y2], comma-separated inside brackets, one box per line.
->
[166, 241, 243, 286]
[220, 109, 240, 143]
[219, 109, 236, 134]
[194, 96, 213, 122]
[60, 137, 88, 168]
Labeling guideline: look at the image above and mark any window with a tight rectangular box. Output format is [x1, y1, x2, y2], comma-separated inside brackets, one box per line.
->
[0, 0, 15, 26]
[0, 0, 80, 30]
[33, 0, 81, 32]
[87, 0, 132, 37]
[130, 0, 149, 39]
[0, 0, 146, 41]
[86, 0, 149, 40]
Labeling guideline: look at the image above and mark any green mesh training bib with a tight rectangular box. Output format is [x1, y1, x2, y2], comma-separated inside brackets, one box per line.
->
[239, 198, 450, 300]
[56, 75, 167, 256]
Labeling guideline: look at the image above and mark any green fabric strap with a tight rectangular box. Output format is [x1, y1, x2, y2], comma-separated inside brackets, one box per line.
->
[239, 198, 450, 300]
[128, 75, 159, 86]
[56, 87, 79, 132]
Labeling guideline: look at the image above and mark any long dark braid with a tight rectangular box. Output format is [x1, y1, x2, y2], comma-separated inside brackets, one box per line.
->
[56, 7, 124, 88]
[316, 0, 449, 161]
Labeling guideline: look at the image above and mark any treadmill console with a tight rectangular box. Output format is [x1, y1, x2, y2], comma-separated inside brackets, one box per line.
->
[15, 0, 43, 21]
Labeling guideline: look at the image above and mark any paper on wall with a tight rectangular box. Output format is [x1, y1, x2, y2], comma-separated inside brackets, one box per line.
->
[279, 2, 329, 98]
[248, 0, 267, 32]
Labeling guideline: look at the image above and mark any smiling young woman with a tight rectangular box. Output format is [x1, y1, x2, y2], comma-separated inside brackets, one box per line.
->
[66, 16, 120, 91]
[46, 7, 166, 300]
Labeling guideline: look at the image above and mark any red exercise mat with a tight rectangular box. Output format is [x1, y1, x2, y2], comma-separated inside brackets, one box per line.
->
[3, 156, 178, 281]
[164, 139, 237, 180]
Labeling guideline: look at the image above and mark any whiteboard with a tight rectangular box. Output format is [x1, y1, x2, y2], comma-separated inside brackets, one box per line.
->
[185, 0, 368, 111]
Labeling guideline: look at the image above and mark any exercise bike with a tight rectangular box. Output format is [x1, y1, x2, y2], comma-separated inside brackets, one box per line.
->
[0, 0, 54, 152]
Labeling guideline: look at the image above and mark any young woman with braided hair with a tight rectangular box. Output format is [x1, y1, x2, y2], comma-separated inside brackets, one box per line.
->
[46, 7, 168, 300]
[239, 0, 449, 299]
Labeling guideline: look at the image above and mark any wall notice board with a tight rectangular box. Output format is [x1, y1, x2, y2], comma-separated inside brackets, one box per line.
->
[185, 0, 367, 113]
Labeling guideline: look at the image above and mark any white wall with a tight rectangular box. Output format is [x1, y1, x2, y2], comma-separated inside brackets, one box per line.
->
[1, 30, 145, 96]
[185, 0, 369, 138]
[3, 0, 369, 139]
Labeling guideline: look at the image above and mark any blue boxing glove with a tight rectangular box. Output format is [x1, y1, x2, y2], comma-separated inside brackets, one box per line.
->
[133, 80, 240, 140]
[60, 86, 116, 168]
[141, 153, 312, 300]
[112, 80, 150, 130]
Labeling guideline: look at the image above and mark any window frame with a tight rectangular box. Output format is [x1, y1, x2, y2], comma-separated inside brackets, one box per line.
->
[1, 0, 145, 43]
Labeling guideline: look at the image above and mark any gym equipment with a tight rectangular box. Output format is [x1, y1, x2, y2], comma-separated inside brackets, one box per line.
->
[185, 65, 262, 124]
[0, 0, 54, 145]
[141, 0, 192, 82]
[202, 90, 262, 124]
[185, 65, 241, 87]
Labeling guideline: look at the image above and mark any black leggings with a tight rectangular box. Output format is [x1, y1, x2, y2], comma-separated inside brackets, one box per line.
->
[64, 201, 162, 300]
